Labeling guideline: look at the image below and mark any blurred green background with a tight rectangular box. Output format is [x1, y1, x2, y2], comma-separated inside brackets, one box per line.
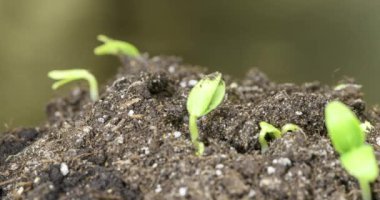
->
[1, 0, 380, 131]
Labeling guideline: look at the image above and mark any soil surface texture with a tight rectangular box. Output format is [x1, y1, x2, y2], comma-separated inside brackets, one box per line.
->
[1, 55, 380, 200]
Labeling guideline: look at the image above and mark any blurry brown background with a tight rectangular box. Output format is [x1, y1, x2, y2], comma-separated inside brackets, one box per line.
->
[1, 0, 380, 131]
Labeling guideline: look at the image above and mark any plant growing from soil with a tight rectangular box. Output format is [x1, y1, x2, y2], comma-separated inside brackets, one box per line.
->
[325, 101, 379, 200]
[48, 69, 99, 101]
[94, 34, 140, 57]
[281, 123, 302, 134]
[259, 122, 302, 152]
[259, 122, 281, 152]
[186, 72, 225, 156]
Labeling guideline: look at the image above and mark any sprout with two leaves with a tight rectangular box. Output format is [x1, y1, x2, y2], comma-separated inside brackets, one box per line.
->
[325, 101, 378, 200]
[48, 69, 98, 101]
[186, 72, 225, 156]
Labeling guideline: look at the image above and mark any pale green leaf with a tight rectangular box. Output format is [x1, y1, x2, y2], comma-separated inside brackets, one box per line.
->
[325, 101, 365, 154]
[341, 145, 379, 182]
[186, 72, 224, 117]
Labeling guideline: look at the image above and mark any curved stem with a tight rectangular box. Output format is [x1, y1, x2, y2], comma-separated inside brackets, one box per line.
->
[85, 73, 99, 101]
[359, 179, 371, 200]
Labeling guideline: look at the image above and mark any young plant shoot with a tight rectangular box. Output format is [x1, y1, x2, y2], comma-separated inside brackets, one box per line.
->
[48, 69, 99, 101]
[259, 122, 302, 152]
[94, 34, 140, 57]
[259, 122, 281, 152]
[186, 72, 225, 156]
[325, 101, 378, 200]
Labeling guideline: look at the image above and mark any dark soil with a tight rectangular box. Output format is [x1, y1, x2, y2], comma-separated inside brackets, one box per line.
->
[1, 55, 380, 199]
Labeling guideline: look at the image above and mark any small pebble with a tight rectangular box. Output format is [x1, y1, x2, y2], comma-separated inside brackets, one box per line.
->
[155, 184, 162, 193]
[216, 170, 223, 176]
[97, 118, 105, 123]
[179, 187, 188, 196]
[174, 131, 182, 138]
[128, 110, 134, 116]
[60, 163, 69, 176]
[188, 80, 198, 86]
[180, 81, 187, 88]
[295, 111, 303, 115]
[215, 164, 224, 169]
[376, 137, 380, 146]
[267, 166, 276, 175]
[168, 66, 176, 73]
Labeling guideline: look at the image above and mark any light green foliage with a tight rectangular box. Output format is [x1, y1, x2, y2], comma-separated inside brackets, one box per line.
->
[325, 101, 378, 200]
[259, 122, 282, 152]
[281, 123, 302, 134]
[186, 72, 225, 156]
[325, 101, 365, 154]
[94, 35, 140, 57]
[259, 122, 302, 152]
[48, 69, 99, 101]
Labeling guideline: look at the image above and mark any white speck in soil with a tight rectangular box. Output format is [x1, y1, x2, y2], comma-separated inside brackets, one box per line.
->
[152, 163, 158, 168]
[267, 166, 276, 175]
[174, 131, 182, 138]
[115, 135, 124, 144]
[188, 80, 198, 86]
[376, 137, 380, 146]
[155, 184, 162, 193]
[215, 164, 224, 169]
[248, 190, 256, 197]
[216, 170, 223, 176]
[34, 177, 41, 184]
[128, 110, 135, 116]
[141, 147, 150, 155]
[168, 65, 176, 73]
[97, 118, 105, 123]
[230, 82, 238, 88]
[179, 187, 188, 196]
[60, 163, 69, 176]
[17, 187, 24, 195]
[295, 111, 303, 115]
[180, 81, 187, 88]
[83, 126, 91, 134]
[272, 157, 291, 166]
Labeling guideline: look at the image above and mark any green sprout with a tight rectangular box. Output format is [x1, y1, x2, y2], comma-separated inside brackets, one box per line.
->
[259, 122, 281, 153]
[325, 101, 378, 200]
[281, 123, 302, 134]
[259, 122, 302, 152]
[186, 72, 225, 156]
[94, 34, 140, 57]
[48, 69, 99, 101]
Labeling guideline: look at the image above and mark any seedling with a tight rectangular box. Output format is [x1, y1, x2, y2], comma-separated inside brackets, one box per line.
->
[259, 122, 302, 152]
[48, 69, 99, 101]
[325, 101, 378, 200]
[186, 72, 225, 156]
[94, 34, 140, 57]
[259, 122, 281, 153]
[281, 123, 302, 134]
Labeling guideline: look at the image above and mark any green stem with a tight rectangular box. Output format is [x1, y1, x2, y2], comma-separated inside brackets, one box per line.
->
[359, 179, 372, 200]
[189, 115, 204, 156]
[85, 73, 99, 101]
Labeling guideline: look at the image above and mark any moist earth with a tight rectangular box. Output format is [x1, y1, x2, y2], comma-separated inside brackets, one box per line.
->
[1, 55, 380, 199]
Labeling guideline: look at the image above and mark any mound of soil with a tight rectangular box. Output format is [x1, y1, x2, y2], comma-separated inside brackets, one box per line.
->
[1, 55, 380, 199]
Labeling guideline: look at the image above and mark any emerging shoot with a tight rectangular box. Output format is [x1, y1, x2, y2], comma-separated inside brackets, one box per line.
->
[281, 123, 302, 134]
[259, 122, 302, 153]
[325, 101, 378, 200]
[94, 34, 140, 57]
[259, 122, 281, 153]
[186, 72, 225, 156]
[48, 69, 99, 101]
